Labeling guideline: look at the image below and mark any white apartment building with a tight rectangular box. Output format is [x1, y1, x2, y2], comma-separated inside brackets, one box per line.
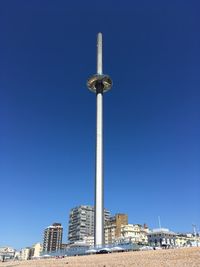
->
[68, 205, 110, 243]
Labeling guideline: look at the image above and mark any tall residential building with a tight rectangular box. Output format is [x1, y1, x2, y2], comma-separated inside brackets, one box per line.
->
[43, 223, 63, 252]
[105, 213, 128, 244]
[68, 205, 110, 243]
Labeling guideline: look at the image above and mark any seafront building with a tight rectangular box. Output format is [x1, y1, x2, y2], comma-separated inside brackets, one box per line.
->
[175, 233, 200, 247]
[120, 224, 149, 244]
[68, 205, 110, 244]
[104, 214, 128, 244]
[19, 243, 43, 260]
[148, 228, 176, 247]
[20, 247, 32, 260]
[32, 243, 42, 257]
[0, 247, 15, 261]
[43, 223, 63, 252]
[175, 234, 191, 247]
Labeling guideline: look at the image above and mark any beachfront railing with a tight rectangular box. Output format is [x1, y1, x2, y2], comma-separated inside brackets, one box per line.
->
[40, 242, 140, 257]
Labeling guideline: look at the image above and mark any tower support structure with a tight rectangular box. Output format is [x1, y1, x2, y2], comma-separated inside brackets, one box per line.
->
[87, 33, 112, 246]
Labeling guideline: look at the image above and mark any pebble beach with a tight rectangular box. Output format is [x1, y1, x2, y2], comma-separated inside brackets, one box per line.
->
[1, 247, 200, 267]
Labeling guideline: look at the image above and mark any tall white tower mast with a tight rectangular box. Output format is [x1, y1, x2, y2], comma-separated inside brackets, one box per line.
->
[87, 33, 112, 246]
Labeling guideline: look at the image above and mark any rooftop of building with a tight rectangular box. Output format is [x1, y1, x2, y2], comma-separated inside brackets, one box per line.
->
[46, 223, 63, 229]
[70, 205, 111, 212]
[149, 228, 176, 235]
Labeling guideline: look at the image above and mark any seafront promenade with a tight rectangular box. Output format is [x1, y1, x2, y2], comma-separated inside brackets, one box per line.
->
[0, 247, 199, 267]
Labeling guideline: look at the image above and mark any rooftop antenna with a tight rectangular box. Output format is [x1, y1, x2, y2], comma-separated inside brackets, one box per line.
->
[192, 224, 196, 236]
[192, 224, 198, 247]
[158, 216, 162, 229]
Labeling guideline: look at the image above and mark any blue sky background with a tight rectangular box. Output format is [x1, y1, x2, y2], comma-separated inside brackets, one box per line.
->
[0, 0, 199, 249]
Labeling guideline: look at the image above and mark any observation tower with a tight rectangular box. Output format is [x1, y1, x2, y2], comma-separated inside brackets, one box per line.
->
[87, 33, 113, 246]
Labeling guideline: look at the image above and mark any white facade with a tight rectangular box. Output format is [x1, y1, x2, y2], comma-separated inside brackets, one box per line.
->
[14, 251, 20, 260]
[175, 233, 200, 247]
[83, 235, 94, 246]
[121, 224, 148, 244]
[104, 222, 116, 244]
[148, 228, 176, 247]
[0, 247, 15, 260]
[20, 247, 31, 260]
[32, 243, 42, 257]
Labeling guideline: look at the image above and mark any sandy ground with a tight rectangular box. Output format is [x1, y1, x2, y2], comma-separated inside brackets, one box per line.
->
[1, 247, 200, 267]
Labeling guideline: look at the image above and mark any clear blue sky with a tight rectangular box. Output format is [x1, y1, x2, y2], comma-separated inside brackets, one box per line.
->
[0, 0, 199, 250]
